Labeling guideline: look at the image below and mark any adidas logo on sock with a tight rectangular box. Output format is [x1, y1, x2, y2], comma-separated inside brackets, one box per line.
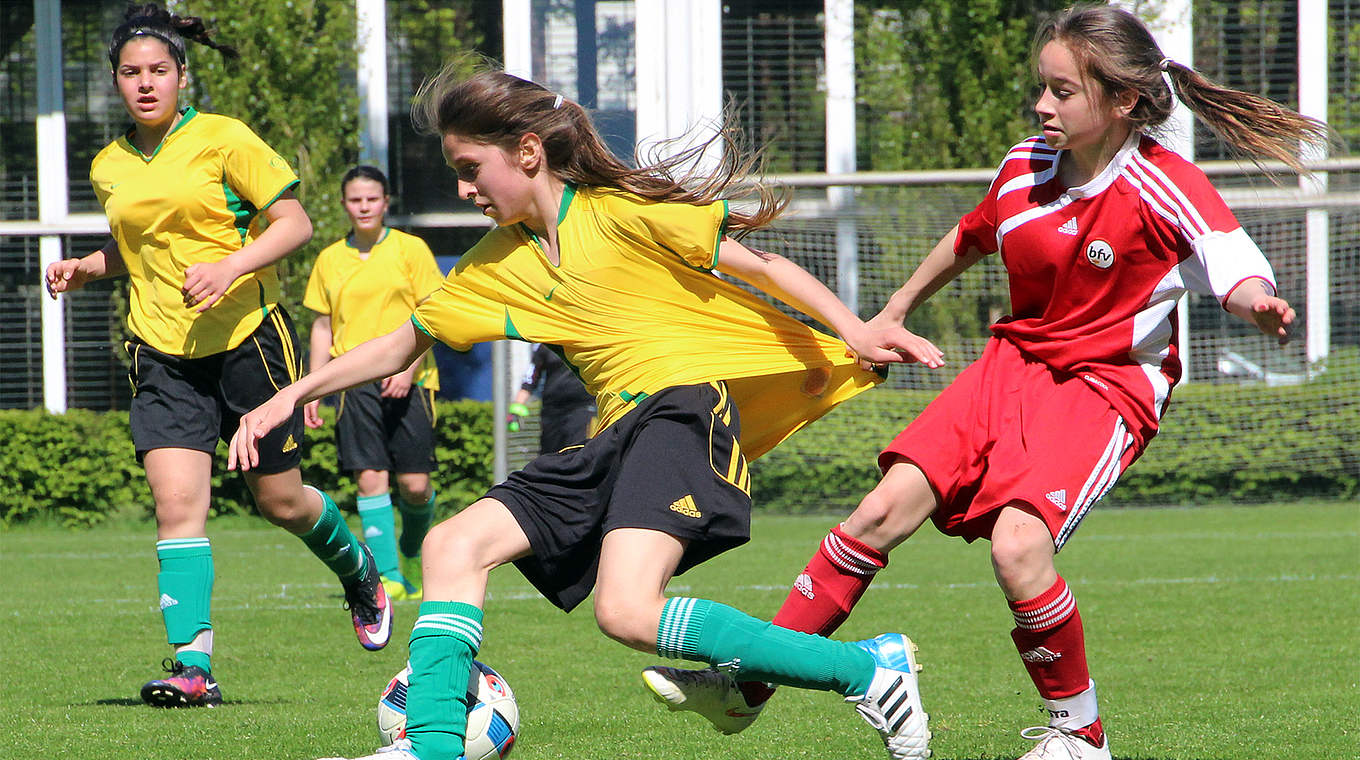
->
[365, 526, 383, 538]
[668, 494, 701, 518]
[159, 593, 179, 610]
[1046, 489, 1068, 511]
[793, 572, 815, 600]
[1058, 217, 1079, 235]
[1021, 646, 1063, 663]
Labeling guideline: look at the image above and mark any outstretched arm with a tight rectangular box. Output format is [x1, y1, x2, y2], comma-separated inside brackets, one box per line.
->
[45, 239, 126, 297]
[715, 237, 943, 368]
[871, 225, 986, 328]
[229, 320, 433, 471]
[1224, 277, 1294, 346]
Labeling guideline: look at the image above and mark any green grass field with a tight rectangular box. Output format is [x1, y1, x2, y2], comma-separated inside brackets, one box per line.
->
[3, 502, 1357, 760]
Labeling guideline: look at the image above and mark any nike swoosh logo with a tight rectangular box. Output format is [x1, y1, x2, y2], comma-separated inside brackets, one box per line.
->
[368, 604, 392, 642]
[545, 284, 559, 301]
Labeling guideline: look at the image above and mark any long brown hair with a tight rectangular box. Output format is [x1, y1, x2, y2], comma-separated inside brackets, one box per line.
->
[412, 59, 787, 235]
[108, 2, 238, 70]
[1034, 3, 1329, 173]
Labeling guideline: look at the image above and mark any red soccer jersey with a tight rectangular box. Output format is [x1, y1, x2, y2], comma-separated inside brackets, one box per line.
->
[955, 133, 1277, 442]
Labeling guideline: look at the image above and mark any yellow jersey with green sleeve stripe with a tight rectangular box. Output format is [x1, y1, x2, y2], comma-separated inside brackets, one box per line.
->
[304, 227, 444, 390]
[90, 107, 299, 358]
[411, 185, 882, 459]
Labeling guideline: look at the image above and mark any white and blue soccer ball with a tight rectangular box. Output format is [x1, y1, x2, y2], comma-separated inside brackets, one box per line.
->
[378, 660, 519, 759]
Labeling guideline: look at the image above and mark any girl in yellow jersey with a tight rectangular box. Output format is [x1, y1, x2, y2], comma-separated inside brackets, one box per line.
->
[44, 3, 392, 708]
[231, 64, 942, 760]
[304, 165, 447, 602]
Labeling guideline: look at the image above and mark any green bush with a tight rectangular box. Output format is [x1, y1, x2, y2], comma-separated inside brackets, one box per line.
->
[753, 364, 1360, 512]
[0, 400, 495, 527]
[3, 368, 1355, 527]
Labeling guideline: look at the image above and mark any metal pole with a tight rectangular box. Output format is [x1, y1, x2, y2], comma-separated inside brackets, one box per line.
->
[634, 0, 722, 171]
[37, 0, 68, 414]
[1298, 0, 1329, 370]
[825, 0, 857, 314]
[356, 0, 389, 170]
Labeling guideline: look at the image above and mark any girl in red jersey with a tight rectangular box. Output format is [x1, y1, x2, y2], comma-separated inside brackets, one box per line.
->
[647, 6, 1328, 760]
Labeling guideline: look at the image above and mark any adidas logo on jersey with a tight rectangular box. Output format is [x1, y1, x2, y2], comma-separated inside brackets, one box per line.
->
[159, 593, 179, 610]
[1046, 489, 1068, 511]
[669, 494, 702, 518]
[281, 434, 298, 453]
[1021, 646, 1063, 663]
[1058, 217, 1079, 235]
[793, 572, 815, 600]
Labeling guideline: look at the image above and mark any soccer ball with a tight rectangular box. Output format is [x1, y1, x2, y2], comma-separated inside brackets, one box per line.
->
[378, 660, 519, 759]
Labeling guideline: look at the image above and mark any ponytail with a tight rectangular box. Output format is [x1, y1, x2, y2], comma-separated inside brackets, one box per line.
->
[413, 58, 787, 235]
[109, 2, 238, 69]
[1036, 3, 1329, 174]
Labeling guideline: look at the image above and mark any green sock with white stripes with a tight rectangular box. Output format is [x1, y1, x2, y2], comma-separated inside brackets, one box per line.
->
[406, 601, 483, 760]
[656, 596, 874, 696]
[298, 487, 368, 583]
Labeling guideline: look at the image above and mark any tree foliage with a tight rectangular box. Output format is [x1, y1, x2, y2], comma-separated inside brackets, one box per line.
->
[177, 0, 360, 309]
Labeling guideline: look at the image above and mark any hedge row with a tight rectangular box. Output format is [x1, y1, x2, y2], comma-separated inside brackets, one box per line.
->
[753, 363, 1360, 511]
[3, 369, 1355, 527]
[0, 401, 495, 528]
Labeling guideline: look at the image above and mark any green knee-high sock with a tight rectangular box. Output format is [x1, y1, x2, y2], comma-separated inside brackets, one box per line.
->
[407, 601, 483, 760]
[156, 537, 213, 672]
[656, 597, 875, 697]
[357, 493, 403, 582]
[397, 489, 436, 559]
[298, 486, 368, 583]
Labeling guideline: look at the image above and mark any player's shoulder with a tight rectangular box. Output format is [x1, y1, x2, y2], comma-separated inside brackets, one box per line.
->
[452, 225, 524, 273]
[994, 136, 1061, 176]
[1127, 134, 1211, 187]
[315, 237, 350, 261]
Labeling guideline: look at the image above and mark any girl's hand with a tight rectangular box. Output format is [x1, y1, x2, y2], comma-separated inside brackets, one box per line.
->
[380, 372, 414, 399]
[228, 392, 297, 471]
[844, 324, 946, 370]
[182, 259, 241, 312]
[1249, 295, 1295, 346]
[303, 399, 325, 429]
[45, 258, 94, 298]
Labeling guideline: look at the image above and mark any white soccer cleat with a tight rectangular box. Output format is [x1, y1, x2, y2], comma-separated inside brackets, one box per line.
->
[317, 738, 422, 760]
[641, 666, 767, 735]
[848, 633, 931, 760]
[1016, 726, 1112, 760]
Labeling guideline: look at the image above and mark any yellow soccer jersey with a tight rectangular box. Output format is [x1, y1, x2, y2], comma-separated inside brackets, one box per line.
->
[304, 228, 444, 390]
[412, 185, 882, 459]
[90, 107, 298, 358]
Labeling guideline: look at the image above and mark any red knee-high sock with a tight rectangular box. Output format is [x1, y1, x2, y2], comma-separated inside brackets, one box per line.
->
[1009, 576, 1104, 746]
[737, 526, 888, 705]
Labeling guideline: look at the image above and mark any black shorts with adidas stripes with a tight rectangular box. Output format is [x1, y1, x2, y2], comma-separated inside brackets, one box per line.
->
[336, 381, 436, 474]
[488, 381, 753, 611]
[125, 306, 305, 474]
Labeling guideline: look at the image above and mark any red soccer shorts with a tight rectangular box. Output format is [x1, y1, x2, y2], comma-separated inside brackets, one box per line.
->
[881, 337, 1148, 549]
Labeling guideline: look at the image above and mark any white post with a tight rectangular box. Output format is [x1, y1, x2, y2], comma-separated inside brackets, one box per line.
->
[825, 0, 857, 314]
[1298, 0, 1329, 370]
[356, 0, 388, 170]
[495, 0, 537, 482]
[37, 0, 67, 414]
[1129, 0, 1195, 381]
[634, 0, 723, 171]
[502, 0, 533, 79]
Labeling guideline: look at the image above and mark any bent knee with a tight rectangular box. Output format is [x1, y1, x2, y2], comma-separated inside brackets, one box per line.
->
[593, 597, 661, 651]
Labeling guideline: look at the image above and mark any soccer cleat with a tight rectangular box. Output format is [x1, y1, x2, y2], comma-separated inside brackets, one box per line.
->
[1016, 726, 1112, 760]
[140, 658, 222, 708]
[398, 555, 423, 600]
[343, 543, 393, 651]
[848, 633, 931, 760]
[317, 738, 427, 760]
[641, 666, 766, 735]
[381, 576, 410, 602]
